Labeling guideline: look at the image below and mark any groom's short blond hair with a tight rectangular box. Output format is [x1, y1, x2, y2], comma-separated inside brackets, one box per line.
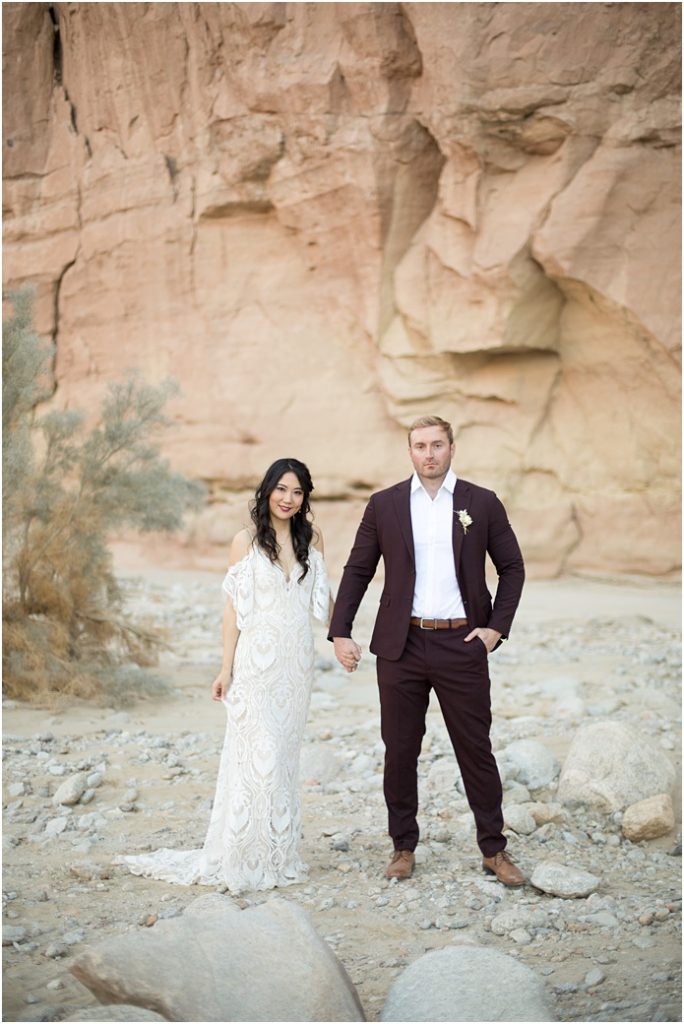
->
[408, 415, 454, 445]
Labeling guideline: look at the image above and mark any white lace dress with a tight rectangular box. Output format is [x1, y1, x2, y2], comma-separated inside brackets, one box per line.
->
[116, 545, 330, 894]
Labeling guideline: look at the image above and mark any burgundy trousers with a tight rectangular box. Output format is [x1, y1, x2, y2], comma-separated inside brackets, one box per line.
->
[376, 623, 506, 858]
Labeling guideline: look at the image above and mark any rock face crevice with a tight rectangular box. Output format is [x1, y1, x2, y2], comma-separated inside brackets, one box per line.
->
[3, 2, 680, 575]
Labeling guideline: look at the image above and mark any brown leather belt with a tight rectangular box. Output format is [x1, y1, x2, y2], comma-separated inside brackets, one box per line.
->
[409, 617, 468, 630]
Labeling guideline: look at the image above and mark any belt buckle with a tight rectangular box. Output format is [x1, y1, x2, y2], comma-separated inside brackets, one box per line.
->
[420, 617, 436, 630]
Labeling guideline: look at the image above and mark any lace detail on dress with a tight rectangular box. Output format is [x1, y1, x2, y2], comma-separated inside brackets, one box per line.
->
[117, 544, 330, 895]
[221, 555, 254, 630]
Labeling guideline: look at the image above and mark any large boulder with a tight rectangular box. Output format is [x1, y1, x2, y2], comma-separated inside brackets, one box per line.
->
[557, 722, 675, 811]
[379, 945, 555, 1022]
[70, 898, 365, 1022]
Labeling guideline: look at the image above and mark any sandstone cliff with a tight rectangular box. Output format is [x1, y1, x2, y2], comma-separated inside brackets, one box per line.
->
[3, 2, 681, 575]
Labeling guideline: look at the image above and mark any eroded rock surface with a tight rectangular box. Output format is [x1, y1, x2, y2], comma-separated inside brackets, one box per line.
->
[3, 3, 680, 574]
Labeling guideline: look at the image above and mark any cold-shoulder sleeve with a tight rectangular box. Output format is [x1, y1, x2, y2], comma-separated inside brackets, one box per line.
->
[221, 552, 254, 630]
[309, 549, 331, 624]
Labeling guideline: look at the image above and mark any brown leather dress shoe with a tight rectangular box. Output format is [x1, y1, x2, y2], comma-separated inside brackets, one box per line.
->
[482, 850, 526, 887]
[385, 850, 415, 880]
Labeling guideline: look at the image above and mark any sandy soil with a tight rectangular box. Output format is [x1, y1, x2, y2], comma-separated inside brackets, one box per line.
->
[2, 570, 681, 1023]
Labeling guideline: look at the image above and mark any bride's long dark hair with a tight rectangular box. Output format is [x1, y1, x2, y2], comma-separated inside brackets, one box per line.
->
[250, 458, 315, 580]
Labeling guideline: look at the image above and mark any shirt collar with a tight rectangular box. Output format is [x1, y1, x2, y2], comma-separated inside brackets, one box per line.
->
[411, 468, 457, 495]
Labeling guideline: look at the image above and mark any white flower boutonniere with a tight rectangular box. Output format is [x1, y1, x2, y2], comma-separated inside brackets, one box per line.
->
[456, 509, 473, 535]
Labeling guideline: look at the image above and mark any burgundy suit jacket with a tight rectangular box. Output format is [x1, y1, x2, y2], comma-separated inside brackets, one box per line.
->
[328, 476, 525, 661]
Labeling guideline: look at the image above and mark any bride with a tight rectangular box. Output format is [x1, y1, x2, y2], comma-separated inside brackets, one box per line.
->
[117, 458, 332, 893]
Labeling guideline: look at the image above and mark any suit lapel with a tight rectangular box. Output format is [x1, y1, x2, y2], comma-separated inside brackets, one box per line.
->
[452, 478, 471, 572]
[392, 479, 415, 562]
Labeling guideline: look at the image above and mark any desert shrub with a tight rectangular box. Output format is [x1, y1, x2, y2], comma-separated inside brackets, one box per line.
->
[3, 289, 204, 704]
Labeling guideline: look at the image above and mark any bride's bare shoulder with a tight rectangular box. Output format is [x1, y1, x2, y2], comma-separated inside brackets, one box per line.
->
[229, 528, 255, 566]
[311, 526, 324, 553]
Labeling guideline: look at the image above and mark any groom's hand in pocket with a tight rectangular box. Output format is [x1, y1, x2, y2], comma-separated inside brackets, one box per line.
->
[333, 637, 362, 673]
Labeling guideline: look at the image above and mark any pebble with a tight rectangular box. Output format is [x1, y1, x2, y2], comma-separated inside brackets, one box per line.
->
[44, 816, 69, 837]
[531, 861, 600, 899]
[585, 967, 606, 987]
[44, 943, 68, 959]
[2, 925, 27, 945]
[62, 929, 85, 945]
[46, 979, 63, 991]
[53, 772, 88, 807]
[503, 805, 537, 835]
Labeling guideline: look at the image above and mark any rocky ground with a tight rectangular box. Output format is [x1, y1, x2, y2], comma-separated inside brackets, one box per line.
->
[2, 570, 681, 1023]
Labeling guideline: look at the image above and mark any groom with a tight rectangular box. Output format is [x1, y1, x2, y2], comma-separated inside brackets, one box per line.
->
[329, 415, 526, 886]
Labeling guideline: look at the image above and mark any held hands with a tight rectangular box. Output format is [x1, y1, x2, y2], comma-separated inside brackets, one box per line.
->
[464, 626, 501, 654]
[333, 637, 362, 673]
[211, 670, 232, 701]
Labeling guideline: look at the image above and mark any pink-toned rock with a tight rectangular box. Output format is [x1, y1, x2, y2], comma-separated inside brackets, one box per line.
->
[622, 794, 676, 843]
[2, 3, 680, 577]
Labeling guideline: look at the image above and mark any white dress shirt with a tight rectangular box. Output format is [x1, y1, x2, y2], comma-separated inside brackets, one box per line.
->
[410, 468, 466, 619]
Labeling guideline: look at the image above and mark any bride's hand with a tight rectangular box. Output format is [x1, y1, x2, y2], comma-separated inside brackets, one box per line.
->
[211, 671, 232, 701]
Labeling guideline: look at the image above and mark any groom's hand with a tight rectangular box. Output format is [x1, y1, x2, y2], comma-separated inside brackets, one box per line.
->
[464, 626, 501, 654]
[333, 637, 362, 673]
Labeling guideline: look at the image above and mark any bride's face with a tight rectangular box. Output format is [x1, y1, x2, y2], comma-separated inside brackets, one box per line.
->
[269, 472, 305, 525]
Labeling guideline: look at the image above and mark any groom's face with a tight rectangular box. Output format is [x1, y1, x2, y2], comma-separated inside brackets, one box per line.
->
[408, 426, 454, 481]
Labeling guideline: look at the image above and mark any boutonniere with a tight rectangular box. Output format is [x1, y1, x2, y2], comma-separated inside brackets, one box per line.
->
[456, 509, 472, 535]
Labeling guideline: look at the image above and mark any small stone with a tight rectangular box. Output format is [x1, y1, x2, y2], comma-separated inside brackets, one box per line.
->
[526, 802, 565, 827]
[8, 781, 28, 798]
[331, 836, 350, 852]
[45, 816, 69, 837]
[44, 942, 68, 958]
[63, 929, 86, 945]
[46, 979, 64, 991]
[80, 789, 96, 805]
[53, 772, 88, 806]
[531, 861, 600, 899]
[503, 805, 537, 835]
[24, 993, 39, 1004]
[3, 925, 28, 945]
[502, 739, 559, 789]
[622, 794, 675, 842]
[87, 771, 104, 788]
[510, 928, 532, 944]
[584, 967, 606, 987]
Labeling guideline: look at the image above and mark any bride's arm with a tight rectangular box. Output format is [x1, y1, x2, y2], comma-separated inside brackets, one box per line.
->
[311, 526, 335, 626]
[211, 530, 252, 701]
